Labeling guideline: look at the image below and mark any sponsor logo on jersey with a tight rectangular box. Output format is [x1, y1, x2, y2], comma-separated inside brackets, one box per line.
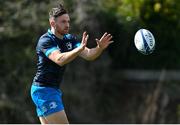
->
[49, 101, 58, 109]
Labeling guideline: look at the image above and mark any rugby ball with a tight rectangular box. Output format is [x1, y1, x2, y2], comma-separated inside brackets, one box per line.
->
[134, 29, 155, 55]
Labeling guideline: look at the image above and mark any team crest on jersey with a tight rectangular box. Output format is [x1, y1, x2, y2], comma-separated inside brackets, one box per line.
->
[66, 42, 72, 50]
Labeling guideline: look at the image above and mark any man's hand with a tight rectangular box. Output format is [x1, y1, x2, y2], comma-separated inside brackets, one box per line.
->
[96, 32, 113, 50]
[79, 32, 89, 51]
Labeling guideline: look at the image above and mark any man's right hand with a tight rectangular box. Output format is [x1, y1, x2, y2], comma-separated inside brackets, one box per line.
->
[79, 32, 89, 51]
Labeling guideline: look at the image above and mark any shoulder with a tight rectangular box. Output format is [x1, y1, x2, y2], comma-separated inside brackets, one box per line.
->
[39, 33, 51, 42]
[38, 33, 53, 46]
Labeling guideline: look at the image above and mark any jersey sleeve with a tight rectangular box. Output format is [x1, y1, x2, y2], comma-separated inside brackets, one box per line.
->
[73, 41, 81, 48]
[37, 37, 59, 57]
[73, 35, 81, 49]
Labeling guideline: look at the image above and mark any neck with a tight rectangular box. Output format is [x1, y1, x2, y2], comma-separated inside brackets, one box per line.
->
[51, 28, 63, 39]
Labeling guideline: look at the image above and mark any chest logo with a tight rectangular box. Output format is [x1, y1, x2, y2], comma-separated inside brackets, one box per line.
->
[66, 42, 72, 50]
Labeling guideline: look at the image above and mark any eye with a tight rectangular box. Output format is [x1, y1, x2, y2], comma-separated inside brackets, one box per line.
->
[62, 20, 66, 23]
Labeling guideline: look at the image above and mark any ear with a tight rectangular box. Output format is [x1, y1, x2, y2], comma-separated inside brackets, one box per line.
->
[49, 18, 56, 27]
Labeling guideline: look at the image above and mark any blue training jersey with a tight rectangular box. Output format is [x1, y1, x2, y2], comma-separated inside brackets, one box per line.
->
[33, 29, 80, 87]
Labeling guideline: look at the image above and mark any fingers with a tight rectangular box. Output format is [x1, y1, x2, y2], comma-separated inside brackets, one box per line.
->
[81, 31, 89, 47]
[83, 34, 88, 47]
[95, 38, 99, 42]
[100, 32, 108, 41]
[109, 41, 114, 44]
[82, 31, 88, 41]
[106, 34, 113, 42]
[100, 32, 113, 43]
[82, 31, 87, 43]
[85, 34, 89, 41]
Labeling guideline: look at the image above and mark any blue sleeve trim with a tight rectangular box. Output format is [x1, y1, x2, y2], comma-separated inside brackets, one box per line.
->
[74, 42, 81, 48]
[45, 47, 59, 57]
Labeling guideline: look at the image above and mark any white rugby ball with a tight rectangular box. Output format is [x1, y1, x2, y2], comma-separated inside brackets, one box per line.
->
[134, 29, 155, 55]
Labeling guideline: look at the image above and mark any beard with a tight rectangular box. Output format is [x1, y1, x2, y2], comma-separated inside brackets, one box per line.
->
[63, 27, 69, 34]
[54, 23, 69, 35]
[56, 27, 69, 35]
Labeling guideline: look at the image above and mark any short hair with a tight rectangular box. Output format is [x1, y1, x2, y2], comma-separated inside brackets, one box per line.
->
[49, 4, 67, 19]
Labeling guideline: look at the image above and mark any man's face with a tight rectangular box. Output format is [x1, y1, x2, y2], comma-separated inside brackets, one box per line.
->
[52, 14, 70, 35]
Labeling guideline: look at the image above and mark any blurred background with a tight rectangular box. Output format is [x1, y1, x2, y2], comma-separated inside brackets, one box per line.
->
[0, 0, 180, 123]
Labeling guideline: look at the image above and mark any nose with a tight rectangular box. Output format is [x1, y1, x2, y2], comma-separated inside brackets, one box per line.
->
[66, 22, 70, 28]
[65, 24, 69, 29]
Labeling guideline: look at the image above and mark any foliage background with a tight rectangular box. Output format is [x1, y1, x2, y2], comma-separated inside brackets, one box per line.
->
[0, 0, 180, 123]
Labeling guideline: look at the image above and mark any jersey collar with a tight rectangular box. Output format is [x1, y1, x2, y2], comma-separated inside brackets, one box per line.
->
[48, 29, 65, 40]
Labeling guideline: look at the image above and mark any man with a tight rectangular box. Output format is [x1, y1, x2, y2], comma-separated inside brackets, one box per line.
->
[31, 4, 113, 124]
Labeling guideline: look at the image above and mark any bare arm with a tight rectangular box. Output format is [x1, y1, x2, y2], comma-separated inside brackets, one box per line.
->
[48, 32, 89, 66]
[79, 47, 103, 61]
[79, 32, 113, 61]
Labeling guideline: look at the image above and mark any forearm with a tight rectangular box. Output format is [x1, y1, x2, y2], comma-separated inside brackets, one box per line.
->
[82, 46, 104, 61]
[56, 47, 83, 66]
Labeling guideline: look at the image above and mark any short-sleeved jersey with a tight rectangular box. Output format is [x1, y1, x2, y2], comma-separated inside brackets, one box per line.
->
[33, 29, 80, 87]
